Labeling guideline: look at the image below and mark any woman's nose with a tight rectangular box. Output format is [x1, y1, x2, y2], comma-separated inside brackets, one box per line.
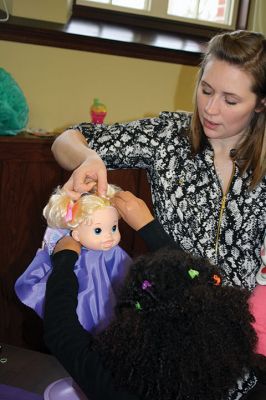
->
[204, 96, 220, 115]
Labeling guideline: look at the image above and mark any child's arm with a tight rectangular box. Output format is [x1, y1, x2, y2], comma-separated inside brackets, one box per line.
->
[44, 236, 137, 400]
[112, 190, 154, 231]
[112, 191, 179, 251]
[138, 219, 178, 252]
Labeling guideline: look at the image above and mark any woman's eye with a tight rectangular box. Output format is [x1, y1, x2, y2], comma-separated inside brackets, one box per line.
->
[94, 228, 102, 235]
[112, 225, 117, 233]
[225, 99, 237, 105]
[202, 89, 212, 96]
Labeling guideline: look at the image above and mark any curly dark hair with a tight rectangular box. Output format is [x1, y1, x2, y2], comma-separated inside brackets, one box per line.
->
[94, 248, 257, 400]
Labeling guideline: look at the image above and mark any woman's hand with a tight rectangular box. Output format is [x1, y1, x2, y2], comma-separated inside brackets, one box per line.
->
[52, 129, 108, 200]
[112, 191, 154, 231]
[63, 156, 108, 200]
[53, 236, 82, 255]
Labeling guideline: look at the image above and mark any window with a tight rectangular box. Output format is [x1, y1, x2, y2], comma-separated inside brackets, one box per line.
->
[0, 0, 250, 66]
[76, 0, 239, 29]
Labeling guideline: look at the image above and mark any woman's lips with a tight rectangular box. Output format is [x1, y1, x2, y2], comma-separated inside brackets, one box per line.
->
[203, 118, 219, 130]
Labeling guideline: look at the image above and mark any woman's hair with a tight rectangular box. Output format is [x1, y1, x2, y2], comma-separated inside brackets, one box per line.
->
[95, 248, 257, 400]
[191, 30, 266, 188]
[43, 184, 121, 229]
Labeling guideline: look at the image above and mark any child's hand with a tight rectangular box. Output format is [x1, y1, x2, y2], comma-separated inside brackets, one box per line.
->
[112, 191, 154, 231]
[53, 236, 82, 255]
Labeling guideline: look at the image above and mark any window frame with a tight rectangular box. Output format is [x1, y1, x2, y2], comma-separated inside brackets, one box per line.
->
[72, 0, 250, 37]
[0, 0, 250, 67]
[75, 0, 238, 30]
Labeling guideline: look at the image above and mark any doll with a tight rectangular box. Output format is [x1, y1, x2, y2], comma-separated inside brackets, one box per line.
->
[249, 232, 266, 356]
[15, 185, 132, 333]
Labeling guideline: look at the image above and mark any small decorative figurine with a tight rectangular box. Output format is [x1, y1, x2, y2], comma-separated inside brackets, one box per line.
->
[90, 98, 107, 124]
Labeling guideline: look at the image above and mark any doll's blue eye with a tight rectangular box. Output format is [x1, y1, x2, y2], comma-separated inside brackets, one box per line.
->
[94, 228, 102, 235]
[112, 225, 117, 233]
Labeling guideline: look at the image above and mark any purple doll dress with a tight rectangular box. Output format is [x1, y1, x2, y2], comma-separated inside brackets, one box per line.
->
[15, 227, 132, 333]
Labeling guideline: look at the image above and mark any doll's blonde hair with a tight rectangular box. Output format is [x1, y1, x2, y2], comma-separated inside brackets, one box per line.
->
[43, 184, 121, 229]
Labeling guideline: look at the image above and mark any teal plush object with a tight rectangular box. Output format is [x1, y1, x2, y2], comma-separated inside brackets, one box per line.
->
[0, 68, 29, 135]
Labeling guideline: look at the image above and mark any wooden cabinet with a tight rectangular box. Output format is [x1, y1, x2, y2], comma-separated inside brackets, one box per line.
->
[0, 135, 152, 351]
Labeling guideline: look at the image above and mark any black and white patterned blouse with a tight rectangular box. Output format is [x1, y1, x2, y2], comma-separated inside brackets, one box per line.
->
[73, 111, 266, 398]
[74, 111, 265, 290]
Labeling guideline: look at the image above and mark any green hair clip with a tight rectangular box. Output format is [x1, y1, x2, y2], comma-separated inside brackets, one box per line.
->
[135, 301, 142, 311]
[188, 269, 199, 279]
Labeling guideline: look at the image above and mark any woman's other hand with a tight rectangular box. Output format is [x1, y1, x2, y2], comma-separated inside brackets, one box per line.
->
[112, 191, 154, 231]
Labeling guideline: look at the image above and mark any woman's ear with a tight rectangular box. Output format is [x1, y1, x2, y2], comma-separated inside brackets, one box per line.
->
[255, 97, 266, 112]
[71, 229, 80, 242]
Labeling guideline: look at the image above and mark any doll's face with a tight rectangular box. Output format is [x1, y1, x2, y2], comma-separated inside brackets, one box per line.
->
[72, 206, 121, 251]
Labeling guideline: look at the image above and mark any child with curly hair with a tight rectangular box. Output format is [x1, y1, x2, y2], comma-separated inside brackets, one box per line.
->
[43, 191, 266, 400]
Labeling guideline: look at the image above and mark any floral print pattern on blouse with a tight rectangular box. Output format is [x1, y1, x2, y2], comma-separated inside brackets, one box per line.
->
[73, 111, 266, 291]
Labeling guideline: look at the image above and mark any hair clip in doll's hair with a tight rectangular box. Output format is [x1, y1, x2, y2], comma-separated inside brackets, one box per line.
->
[188, 269, 199, 279]
[65, 201, 74, 222]
[80, 192, 90, 198]
[135, 301, 142, 311]
[213, 274, 221, 286]
[65, 201, 78, 222]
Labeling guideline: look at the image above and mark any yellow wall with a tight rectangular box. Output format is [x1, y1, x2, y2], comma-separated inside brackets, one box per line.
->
[0, 0, 198, 132]
[0, 40, 198, 132]
[248, 0, 266, 35]
[1, 0, 73, 23]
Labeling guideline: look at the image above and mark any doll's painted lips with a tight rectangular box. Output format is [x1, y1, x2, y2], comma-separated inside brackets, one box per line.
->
[102, 241, 114, 249]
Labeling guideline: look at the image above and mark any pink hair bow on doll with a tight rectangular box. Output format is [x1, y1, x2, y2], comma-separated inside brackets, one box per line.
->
[65, 201, 78, 222]
[65, 201, 73, 222]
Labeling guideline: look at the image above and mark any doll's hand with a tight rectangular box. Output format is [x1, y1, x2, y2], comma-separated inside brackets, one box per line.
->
[63, 156, 108, 200]
[53, 236, 82, 255]
[112, 191, 154, 231]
